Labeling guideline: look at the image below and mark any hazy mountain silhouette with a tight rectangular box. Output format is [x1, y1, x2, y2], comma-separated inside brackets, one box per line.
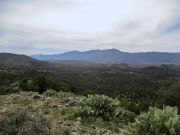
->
[31, 49, 180, 65]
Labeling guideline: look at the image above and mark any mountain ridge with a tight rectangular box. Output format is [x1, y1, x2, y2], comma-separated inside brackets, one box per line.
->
[31, 49, 180, 65]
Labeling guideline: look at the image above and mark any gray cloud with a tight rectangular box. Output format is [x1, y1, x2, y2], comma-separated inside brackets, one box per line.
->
[0, 0, 180, 54]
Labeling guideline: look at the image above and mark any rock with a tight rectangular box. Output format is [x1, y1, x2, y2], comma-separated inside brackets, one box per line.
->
[64, 97, 75, 106]
[76, 117, 81, 121]
[41, 96, 47, 101]
[71, 132, 79, 135]
[33, 95, 41, 100]
[52, 104, 58, 108]
[81, 129, 86, 133]
[57, 104, 63, 108]
[67, 123, 71, 126]
[98, 130, 106, 135]
[65, 103, 70, 107]
[75, 121, 81, 127]
[91, 125, 96, 129]
[64, 98, 70, 103]
[44, 101, 58, 108]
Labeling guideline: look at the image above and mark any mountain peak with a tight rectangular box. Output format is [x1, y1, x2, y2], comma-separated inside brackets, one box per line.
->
[31, 49, 180, 65]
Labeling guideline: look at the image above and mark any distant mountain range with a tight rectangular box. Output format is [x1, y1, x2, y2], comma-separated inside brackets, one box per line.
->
[31, 49, 180, 65]
[1, 49, 180, 67]
[0, 53, 48, 67]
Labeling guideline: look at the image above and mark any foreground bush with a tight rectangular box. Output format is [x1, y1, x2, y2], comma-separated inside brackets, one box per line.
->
[43, 89, 58, 97]
[0, 110, 51, 135]
[120, 98, 151, 115]
[58, 91, 74, 99]
[160, 81, 180, 110]
[75, 94, 135, 122]
[129, 106, 180, 135]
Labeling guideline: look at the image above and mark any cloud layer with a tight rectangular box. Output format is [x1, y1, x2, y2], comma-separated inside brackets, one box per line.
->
[0, 0, 180, 54]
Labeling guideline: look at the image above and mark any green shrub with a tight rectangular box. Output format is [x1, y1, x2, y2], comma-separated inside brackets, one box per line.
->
[130, 106, 180, 135]
[120, 98, 150, 115]
[0, 110, 52, 135]
[42, 107, 50, 115]
[75, 94, 135, 122]
[58, 91, 73, 99]
[83, 89, 95, 96]
[63, 128, 71, 135]
[43, 89, 57, 97]
[159, 81, 180, 110]
[61, 109, 66, 116]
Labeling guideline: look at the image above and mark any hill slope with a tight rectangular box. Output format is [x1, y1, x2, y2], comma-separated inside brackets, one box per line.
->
[32, 49, 180, 65]
[0, 53, 48, 67]
[0, 91, 120, 135]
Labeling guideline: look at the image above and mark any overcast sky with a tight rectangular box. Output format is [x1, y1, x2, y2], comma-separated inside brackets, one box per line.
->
[0, 0, 180, 54]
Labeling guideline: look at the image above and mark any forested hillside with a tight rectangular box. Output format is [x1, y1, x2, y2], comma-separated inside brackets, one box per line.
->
[0, 53, 48, 67]
[1, 58, 180, 134]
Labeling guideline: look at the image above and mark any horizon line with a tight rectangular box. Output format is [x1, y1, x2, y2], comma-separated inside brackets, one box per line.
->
[1, 48, 180, 56]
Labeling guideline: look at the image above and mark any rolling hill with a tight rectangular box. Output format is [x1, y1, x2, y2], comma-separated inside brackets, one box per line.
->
[0, 53, 48, 67]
